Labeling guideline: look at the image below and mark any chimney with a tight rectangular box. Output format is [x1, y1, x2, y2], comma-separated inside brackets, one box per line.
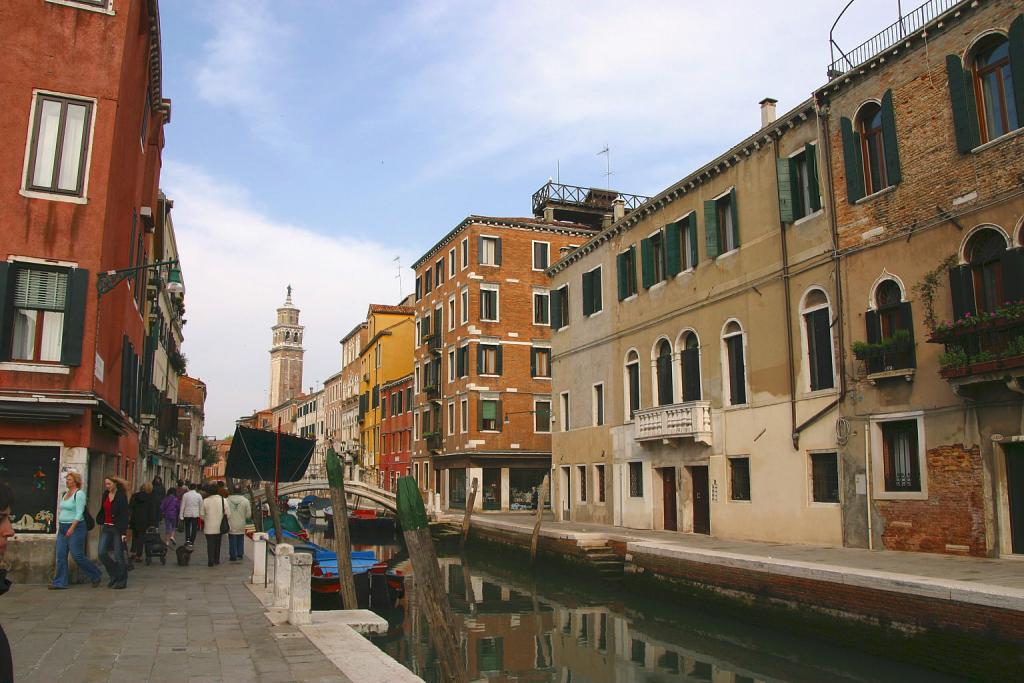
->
[612, 196, 625, 222]
[759, 97, 778, 128]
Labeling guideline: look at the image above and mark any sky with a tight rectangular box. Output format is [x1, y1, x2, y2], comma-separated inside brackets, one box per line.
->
[159, 0, 902, 437]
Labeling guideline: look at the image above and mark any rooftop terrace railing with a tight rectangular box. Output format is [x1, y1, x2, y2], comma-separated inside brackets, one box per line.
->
[828, 0, 960, 79]
[532, 181, 649, 217]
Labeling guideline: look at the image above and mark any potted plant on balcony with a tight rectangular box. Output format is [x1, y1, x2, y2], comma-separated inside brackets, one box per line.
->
[852, 329, 913, 362]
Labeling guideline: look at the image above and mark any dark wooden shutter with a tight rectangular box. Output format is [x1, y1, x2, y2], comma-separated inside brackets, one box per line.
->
[898, 301, 917, 368]
[550, 287, 562, 330]
[703, 200, 719, 258]
[582, 270, 594, 316]
[728, 336, 746, 405]
[949, 265, 976, 320]
[477, 397, 484, 431]
[495, 399, 502, 432]
[657, 353, 673, 405]
[120, 335, 130, 412]
[880, 90, 902, 185]
[372, 385, 379, 407]
[476, 344, 484, 373]
[494, 238, 502, 266]
[808, 309, 834, 391]
[415, 276, 421, 301]
[477, 236, 484, 264]
[665, 221, 682, 276]
[616, 251, 629, 301]
[682, 347, 701, 402]
[776, 157, 795, 223]
[687, 214, 698, 268]
[0, 263, 12, 359]
[840, 117, 865, 202]
[530, 347, 537, 377]
[945, 54, 980, 153]
[495, 346, 503, 375]
[1001, 248, 1024, 303]
[729, 188, 740, 248]
[865, 310, 881, 344]
[591, 269, 602, 312]
[457, 347, 465, 376]
[1009, 15, 1024, 131]
[60, 267, 89, 366]
[805, 142, 821, 212]
[640, 237, 655, 288]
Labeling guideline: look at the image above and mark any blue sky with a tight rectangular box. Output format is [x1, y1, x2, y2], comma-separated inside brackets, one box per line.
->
[159, 0, 898, 436]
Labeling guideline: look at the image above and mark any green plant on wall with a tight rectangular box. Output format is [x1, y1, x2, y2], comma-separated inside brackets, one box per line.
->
[851, 328, 912, 359]
[912, 253, 958, 333]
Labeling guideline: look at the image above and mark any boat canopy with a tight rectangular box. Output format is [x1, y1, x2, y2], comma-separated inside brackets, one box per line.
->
[224, 425, 314, 482]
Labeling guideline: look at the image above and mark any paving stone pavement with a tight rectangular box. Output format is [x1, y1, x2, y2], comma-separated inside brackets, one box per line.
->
[1, 533, 353, 683]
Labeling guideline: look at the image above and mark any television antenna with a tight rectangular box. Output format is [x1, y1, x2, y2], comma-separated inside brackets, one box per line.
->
[598, 145, 612, 189]
[393, 256, 403, 301]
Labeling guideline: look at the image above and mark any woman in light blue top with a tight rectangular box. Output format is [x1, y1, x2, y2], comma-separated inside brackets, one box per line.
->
[50, 470, 102, 589]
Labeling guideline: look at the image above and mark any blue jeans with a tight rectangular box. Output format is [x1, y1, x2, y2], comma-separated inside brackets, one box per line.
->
[228, 534, 244, 560]
[53, 522, 102, 587]
[97, 525, 127, 586]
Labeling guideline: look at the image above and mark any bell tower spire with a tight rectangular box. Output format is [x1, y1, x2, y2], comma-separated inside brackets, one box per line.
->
[269, 286, 304, 408]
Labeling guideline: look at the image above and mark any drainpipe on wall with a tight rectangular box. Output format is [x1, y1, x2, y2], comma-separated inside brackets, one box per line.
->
[771, 135, 799, 450]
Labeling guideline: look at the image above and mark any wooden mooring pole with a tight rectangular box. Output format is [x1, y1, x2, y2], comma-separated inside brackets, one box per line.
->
[264, 482, 284, 547]
[397, 476, 467, 683]
[326, 448, 358, 610]
[460, 478, 478, 549]
[530, 474, 549, 564]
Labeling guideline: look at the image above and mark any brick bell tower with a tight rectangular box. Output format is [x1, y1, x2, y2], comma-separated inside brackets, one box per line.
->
[269, 285, 304, 408]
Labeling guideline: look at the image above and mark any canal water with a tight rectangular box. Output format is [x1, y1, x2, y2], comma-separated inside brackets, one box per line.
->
[299, 517, 966, 683]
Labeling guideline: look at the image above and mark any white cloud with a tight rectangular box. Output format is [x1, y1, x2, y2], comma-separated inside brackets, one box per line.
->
[162, 160, 415, 437]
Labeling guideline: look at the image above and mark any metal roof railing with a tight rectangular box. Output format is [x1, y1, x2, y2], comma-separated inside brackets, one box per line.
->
[532, 181, 649, 217]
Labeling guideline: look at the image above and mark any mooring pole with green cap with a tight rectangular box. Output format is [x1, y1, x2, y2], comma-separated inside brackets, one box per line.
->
[396, 476, 467, 683]
[326, 447, 358, 610]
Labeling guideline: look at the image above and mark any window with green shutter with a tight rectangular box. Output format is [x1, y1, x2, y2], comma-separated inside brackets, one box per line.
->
[705, 191, 738, 255]
[550, 285, 568, 330]
[684, 213, 698, 269]
[616, 248, 637, 301]
[840, 116, 865, 202]
[582, 268, 602, 316]
[704, 200, 719, 258]
[640, 238, 655, 288]
[665, 221, 682, 276]
[946, 53, 980, 152]
[4, 264, 88, 366]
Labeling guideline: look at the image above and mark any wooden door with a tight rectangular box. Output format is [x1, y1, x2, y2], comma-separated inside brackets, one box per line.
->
[690, 466, 710, 535]
[662, 468, 678, 531]
[1008, 446, 1024, 554]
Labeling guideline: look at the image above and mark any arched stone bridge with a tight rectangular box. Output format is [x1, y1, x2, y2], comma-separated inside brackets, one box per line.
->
[251, 479, 397, 513]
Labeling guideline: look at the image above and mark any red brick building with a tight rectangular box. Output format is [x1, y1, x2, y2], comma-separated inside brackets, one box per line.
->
[379, 374, 412, 491]
[411, 210, 598, 512]
[0, 0, 170, 580]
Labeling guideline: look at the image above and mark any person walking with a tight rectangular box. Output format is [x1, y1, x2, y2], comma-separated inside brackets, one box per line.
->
[1, 481, 17, 683]
[225, 485, 251, 562]
[159, 486, 180, 546]
[128, 483, 154, 562]
[96, 477, 130, 589]
[200, 487, 228, 567]
[180, 483, 202, 546]
[50, 470, 103, 590]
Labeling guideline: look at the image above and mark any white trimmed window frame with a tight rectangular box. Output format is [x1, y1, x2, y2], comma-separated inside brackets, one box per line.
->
[532, 240, 551, 271]
[21, 89, 99, 204]
[870, 411, 928, 501]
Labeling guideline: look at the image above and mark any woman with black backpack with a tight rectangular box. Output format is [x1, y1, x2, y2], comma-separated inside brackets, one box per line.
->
[50, 470, 102, 589]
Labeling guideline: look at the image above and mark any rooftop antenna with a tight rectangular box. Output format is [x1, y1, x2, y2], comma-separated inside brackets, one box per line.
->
[556, 160, 560, 184]
[598, 145, 612, 189]
[393, 256, 403, 301]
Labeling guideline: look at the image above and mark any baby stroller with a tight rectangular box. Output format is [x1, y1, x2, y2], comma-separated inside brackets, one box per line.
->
[143, 526, 168, 565]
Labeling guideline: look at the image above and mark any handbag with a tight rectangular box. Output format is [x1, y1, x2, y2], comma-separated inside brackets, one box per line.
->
[78, 490, 95, 531]
[219, 498, 229, 534]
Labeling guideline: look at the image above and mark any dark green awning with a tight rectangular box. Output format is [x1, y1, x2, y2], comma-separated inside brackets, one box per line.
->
[225, 425, 314, 482]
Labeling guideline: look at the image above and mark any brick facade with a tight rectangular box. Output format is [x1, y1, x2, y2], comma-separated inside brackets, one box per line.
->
[379, 374, 412, 491]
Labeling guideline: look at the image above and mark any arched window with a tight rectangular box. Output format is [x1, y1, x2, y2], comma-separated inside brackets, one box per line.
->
[802, 289, 835, 391]
[858, 102, 887, 195]
[972, 34, 1019, 143]
[654, 339, 674, 406]
[680, 331, 701, 402]
[722, 321, 746, 406]
[624, 350, 640, 421]
[967, 228, 1008, 313]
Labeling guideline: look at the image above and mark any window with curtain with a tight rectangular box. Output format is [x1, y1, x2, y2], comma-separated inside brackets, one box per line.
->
[973, 34, 1019, 143]
[859, 103, 887, 194]
[968, 229, 1007, 313]
[25, 94, 94, 196]
[11, 268, 67, 362]
[881, 420, 921, 492]
[480, 398, 499, 431]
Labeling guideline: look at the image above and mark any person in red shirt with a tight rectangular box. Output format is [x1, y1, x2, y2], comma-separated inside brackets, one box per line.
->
[96, 477, 130, 589]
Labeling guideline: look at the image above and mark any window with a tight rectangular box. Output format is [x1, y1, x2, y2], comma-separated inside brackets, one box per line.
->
[881, 420, 921, 492]
[533, 290, 549, 325]
[405, 387, 412, 412]
[447, 401, 456, 436]
[654, 339, 674, 406]
[777, 144, 821, 222]
[460, 287, 469, 324]
[968, 228, 1007, 314]
[375, 342, 382, 368]
[640, 231, 666, 288]
[729, 457, 751, 501]
[973, 34, 1020, 143]
[628, 462, 643, 498]
[531, 347, 551, 378]
[704, 189, 739, 257]
[457, 344, 469, 378]
[680, 331, 701, 402]
[447, 296, 455, 331]
[578, 465, 587, 502]
[479, 236, 501, 266]
[840, 92, 901, 202]
[7, 267, 69, 363]
[415, 275, 421, 302]
[802, 289, 835, 391]
[460, 398, 469, 433]
[140, 88, 151, 148]
[722, 321, 747, 406]
[533, 241, 550, 270]
[478, 343, 501, 375]
[447, 349, 455, 382]
[560, 392, 570, 431]
[864, 279, 916, 373]
[25, 94, 94, 197]
[595, 464, 606, 503]
[582, 267, 603, 316]
[435, 258, 445, 286]
[480, 285, 499, 322]
[461, 237, 469, 270]
[448, 248, 456, 277]
[423, 268, 433, 295]
[534, 400, 551, 433]
[811, 452, 840, 503]
[625, 350, 640, 420]
[592, 383, 604, 426]
[550, 285, 569, 330]
[617, 246, 638, 300]
[479, 397, 501, 431]
[679, 213, 698, 271]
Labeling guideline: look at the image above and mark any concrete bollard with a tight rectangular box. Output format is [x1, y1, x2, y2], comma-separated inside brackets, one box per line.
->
[251, 533, 268, 585]
[288, 553, 313, 625]
[273, 544, 294, 609]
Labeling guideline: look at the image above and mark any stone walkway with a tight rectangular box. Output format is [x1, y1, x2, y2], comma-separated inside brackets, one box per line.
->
[2, 534, 352, 683]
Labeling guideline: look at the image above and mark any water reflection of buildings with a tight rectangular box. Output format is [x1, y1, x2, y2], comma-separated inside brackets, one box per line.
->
[384, 557, 768, 683]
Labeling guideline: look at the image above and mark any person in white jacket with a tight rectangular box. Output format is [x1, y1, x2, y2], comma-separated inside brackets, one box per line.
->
[200, 487, 227, 567]
[225, 486, 252, 562]
[179, 484, 203, 545]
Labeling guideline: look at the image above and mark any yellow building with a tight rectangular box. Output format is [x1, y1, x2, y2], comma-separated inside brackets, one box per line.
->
[358, 303, 415, 482]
